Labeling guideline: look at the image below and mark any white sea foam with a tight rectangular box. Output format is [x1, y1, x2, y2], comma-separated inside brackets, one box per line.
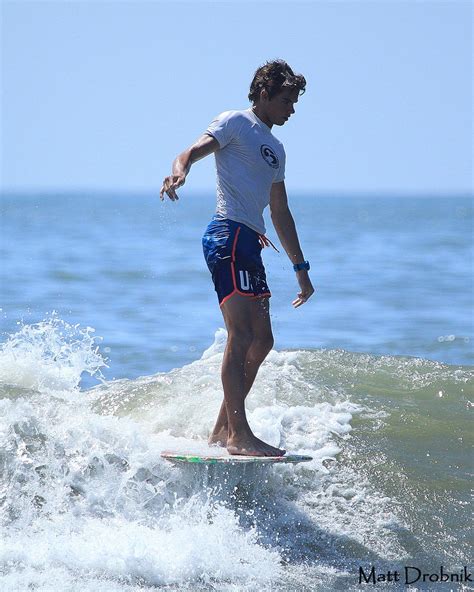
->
[0, 315, 107, 393]
[89, 329, 359, 471]
[0, 391, 281, 590]
[1, 508, 281, 589]
[2, 320, 467, 591]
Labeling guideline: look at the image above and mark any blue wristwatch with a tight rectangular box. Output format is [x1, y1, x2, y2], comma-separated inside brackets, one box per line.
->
[293, 260, 310, 272]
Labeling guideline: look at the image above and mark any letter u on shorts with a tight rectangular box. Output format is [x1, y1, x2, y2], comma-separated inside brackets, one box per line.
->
[202, 217, 271, 306]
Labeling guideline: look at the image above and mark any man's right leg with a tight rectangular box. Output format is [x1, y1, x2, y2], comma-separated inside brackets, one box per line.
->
[217, 294, 285, 456]
[209, 297, 275, 445]
[208, 344, 269, 446]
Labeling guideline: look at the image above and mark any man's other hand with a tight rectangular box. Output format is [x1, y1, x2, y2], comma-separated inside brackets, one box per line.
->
[292, 270, 315, 308]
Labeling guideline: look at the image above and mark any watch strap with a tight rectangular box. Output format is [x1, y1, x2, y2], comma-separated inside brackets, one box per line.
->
[293, 261, 310, 272]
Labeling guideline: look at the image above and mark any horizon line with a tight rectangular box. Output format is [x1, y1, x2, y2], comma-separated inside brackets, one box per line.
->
[1, 189, 473, 199]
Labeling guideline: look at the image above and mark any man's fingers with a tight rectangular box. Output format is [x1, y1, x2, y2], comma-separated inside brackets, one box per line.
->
[160, 179, 170, 201]
[163, 181, 176, 201]
[160, 176, 184, 202]
[292, 289, 315, 308]
[169, 181, 181, 200]
[167, 186, 179, 201]
[292, 295, 305, 308]
[160, 184, 169, 200]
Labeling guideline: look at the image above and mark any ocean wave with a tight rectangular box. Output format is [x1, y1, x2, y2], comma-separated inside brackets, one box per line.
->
[0, 318, 471, 591]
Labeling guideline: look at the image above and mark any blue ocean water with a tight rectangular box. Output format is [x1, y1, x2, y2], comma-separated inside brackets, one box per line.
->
[0, 193, 472, 592]
[1, 193, 472, 382]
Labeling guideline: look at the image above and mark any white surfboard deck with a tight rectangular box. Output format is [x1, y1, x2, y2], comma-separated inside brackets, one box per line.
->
[161, 450, 313, 465]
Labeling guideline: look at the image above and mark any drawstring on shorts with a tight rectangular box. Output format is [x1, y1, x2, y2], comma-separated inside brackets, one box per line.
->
[258, 234, 280, 253]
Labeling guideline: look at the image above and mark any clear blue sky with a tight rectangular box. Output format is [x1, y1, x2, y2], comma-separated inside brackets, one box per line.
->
[1, 0, 472, 195]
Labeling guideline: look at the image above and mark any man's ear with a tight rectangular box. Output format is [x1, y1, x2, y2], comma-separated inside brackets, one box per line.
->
[260, 88, 270, 102]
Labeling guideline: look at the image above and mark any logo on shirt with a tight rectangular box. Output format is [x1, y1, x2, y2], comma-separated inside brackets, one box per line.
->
[260, 144, 279, 169]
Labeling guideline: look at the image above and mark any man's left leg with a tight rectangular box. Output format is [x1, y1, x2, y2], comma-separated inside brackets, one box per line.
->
[208, 297, 274, 446]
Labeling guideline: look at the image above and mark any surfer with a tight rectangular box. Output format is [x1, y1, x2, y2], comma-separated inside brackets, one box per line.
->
[160, 59, 314, 456]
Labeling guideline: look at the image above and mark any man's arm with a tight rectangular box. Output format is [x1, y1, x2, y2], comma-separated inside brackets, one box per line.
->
[270, 181, 315, 308]
[160, 134, 219, 201]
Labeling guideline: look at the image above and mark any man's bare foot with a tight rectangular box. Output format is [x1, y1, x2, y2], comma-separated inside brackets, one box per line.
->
[208, 427, 228, 447]
[227, 432, 285, 457]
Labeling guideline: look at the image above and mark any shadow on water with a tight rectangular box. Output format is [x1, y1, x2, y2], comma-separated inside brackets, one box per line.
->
[161, 462, 431, 577]
[154, 460, 473, 591]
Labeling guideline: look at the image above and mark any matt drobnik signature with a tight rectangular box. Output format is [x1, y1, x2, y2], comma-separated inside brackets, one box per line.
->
[359, 566, 472, 585]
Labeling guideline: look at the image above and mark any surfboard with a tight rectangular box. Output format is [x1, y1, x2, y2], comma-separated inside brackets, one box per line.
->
[161, 451, 313, 464]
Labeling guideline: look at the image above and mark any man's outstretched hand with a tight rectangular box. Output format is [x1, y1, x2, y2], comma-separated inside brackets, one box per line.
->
[160, 174, 186, 201]
[292, 270, 315, 308]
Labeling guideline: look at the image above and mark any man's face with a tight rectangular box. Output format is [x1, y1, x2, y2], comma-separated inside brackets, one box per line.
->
[266, 88, 299, 126]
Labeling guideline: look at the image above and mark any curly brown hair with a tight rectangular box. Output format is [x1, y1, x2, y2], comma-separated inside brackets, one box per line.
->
[248, 59, 306, 104]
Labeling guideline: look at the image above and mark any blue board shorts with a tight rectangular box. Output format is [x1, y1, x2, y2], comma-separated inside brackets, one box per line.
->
[202, 217, 272, 306]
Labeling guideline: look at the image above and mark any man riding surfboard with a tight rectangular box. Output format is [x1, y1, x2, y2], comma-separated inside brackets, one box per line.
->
[160, 59, 314, 457]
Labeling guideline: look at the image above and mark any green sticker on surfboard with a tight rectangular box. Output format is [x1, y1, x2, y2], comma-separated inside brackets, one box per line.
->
[161, 451, 313, 464]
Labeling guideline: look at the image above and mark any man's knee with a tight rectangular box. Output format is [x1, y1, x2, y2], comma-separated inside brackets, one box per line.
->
[227, 327, 254, 353]
[250, 332, 274, 360]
